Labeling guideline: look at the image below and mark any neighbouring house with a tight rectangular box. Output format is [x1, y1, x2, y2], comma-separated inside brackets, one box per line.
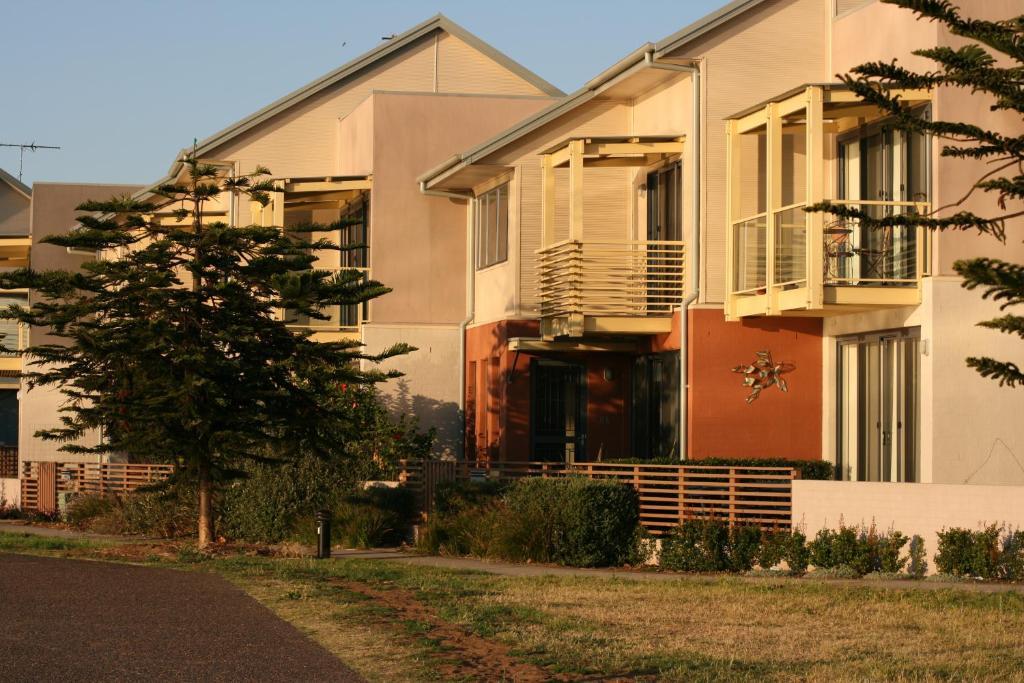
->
[0, 168, 32, 474]
[49, 14, 561, 460]
[421, 0, 1024, 485]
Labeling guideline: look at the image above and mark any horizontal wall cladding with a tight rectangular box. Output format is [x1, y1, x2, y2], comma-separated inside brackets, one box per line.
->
[661, 0, 829, 304]
[208, 33, 547, 177]
[436, 33, 547, 96]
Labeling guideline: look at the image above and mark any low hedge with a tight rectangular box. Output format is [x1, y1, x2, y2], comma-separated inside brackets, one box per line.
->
[418, 476, 640, 568]
[660, 520, 808, 573]
[807, 524, 908, 576]
[601, 457, 833, 481]
[935, 525, 1024, 580]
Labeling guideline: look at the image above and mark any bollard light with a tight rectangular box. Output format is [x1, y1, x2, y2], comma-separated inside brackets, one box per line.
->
[315, 509, 332, 559]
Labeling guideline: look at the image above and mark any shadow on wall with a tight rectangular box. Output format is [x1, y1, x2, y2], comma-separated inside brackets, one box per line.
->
[380, 379, 462, 457]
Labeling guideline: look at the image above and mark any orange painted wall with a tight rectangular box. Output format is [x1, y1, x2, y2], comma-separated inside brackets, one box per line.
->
[464, 320, 632, 462]
[687, 308, 822, 461]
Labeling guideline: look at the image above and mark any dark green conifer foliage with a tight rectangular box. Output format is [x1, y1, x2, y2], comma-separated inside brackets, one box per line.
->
[0, 155, 411, 544]
[809, 0, 1024, 386]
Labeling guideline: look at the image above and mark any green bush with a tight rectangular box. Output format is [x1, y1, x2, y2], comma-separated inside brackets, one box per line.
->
[418, 477, 640, 568]
[660, 520, 764, 573]
[808, 524, 908, 577]
[786, 530, 809, 574]
[756, 530, 789, 570]
[935, 525, 1002, 579]
[907, 535, 928, 578]
[998, 530, 1024, 581]
[332, 486, 417, 549]
[65, 489, 196, 538]
[602, 457, 834, 480]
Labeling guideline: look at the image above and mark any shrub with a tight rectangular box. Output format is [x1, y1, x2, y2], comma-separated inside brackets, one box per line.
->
[998, 529, 1024, 581]
[907, 535, 928, 578]
[553, 478, 641, 567]
[727, 525, 763, 572]
[808, 524, 908, 577]
[756, 531, 789, 570]
[935, 525, 1002, 579]
[418, 477, 640, 568]
[786, 530, 809, 574]
[331, 486, 417, 549]
[65, 494, 117, 530]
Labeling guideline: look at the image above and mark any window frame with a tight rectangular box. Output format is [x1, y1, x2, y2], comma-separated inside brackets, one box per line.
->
[474, 182, 509, 270]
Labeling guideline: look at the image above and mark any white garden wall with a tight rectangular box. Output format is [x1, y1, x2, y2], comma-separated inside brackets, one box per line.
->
[1, 477, 19, 508]
[793, 480, 1024, 571]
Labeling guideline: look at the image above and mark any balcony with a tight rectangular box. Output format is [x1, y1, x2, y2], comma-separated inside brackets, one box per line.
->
[536, 135, 686, 338]
[537, 239, 685, 337]
[725, 84, 932, 318]
[282, 267, 369, 342]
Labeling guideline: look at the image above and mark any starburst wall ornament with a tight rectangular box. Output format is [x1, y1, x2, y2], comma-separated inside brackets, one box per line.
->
[732, 351, 795, 404]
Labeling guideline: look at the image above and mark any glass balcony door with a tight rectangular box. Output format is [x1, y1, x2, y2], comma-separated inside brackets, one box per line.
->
[837, 330, 920, 482]
[835, 122, 928, 285]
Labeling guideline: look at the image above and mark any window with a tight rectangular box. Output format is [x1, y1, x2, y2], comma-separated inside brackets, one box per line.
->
[475, 183, 508, 269]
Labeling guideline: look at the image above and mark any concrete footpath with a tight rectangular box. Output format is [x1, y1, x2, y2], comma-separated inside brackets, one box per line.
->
[4, 521, 1021, 594]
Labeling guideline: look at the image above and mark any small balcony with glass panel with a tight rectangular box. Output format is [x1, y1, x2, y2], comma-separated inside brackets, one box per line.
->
[725, 84, 932, 319]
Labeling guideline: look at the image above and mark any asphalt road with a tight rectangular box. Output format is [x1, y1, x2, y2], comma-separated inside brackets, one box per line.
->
[0, 553, 362, 682]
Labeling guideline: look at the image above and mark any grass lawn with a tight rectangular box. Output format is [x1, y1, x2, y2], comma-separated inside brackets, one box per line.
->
[3, 531, 1024, 681]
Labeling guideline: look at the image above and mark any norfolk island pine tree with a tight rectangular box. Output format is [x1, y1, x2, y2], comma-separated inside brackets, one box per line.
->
[0, 155, 412, 546]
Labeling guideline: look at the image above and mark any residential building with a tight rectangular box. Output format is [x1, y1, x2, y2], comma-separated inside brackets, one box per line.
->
[41, 15, 560, 461]
[0, 168, 32, 466]
[422, 0, 1024, 484]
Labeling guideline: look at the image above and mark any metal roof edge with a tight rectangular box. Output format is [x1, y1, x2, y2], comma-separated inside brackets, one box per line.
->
[0, 167, 31, 199]
[653, 0, 770, 58]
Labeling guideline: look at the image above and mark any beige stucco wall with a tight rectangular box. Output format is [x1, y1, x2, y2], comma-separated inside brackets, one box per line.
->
[365, 92, 554, 327]
[793, 479, 1024, 572]
[336, 96, 375, 176]
[822, 277, 1024, 486]
[207, 31, 550, 178]
[0, 183, 30, 236]
[361, 323, 463, 456]
[0, 477, 18, 508]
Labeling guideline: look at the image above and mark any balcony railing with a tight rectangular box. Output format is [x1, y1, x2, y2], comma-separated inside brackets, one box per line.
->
[823, 200, 928, 286]
[730, 200, 929, 312]
[283, 267, 369, 333]
[537, 239, 685, 320]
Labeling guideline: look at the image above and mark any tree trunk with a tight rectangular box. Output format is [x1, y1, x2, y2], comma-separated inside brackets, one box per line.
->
[197, 467, 214, 548]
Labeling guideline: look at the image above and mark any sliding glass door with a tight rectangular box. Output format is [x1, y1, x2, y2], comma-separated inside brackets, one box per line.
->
[837, 330, 920, 482]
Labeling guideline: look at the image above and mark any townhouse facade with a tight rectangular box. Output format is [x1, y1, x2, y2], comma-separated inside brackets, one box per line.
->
[8, 1, 1023, 491]
[422, 0, 1024, 485]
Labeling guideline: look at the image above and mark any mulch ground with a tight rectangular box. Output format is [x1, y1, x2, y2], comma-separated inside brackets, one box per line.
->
[0, 553, 362, 682]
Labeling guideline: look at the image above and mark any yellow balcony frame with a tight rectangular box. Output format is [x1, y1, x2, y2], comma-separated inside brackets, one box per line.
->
[537, 136, 685, 338]
[725, 84, 933, 320]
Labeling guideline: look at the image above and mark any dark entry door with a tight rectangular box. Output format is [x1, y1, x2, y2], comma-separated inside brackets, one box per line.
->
[531, 360, 586, 462]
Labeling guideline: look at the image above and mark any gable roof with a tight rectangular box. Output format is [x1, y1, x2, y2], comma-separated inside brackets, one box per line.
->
[419, 43, 655, 190]
[421, 0, 776, 191]
[160, 14, 562, 183]
[0, 167, 31, 199]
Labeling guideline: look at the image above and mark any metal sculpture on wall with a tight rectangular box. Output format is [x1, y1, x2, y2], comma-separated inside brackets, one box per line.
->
[732, 350, 794, 404]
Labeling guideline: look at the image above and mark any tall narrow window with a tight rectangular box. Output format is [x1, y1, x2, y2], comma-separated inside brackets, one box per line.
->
[475, 183, 508, 269]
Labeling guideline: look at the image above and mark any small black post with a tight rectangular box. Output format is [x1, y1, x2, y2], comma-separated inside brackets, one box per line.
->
[315, 509, 332, 559]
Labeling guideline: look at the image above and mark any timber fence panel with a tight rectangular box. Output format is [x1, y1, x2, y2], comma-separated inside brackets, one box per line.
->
[398, 460, 796, 533]
[18, 461, 174, 513]
[0, 447, 17, 479]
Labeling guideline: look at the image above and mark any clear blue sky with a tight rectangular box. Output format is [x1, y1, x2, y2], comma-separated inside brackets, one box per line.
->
[1, 0, 728, 187]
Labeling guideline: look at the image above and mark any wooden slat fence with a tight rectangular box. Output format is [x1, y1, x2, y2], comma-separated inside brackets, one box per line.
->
[20, 461, 174, 514]
[0, 447, 17, 479]
[399, 459, 798, 533]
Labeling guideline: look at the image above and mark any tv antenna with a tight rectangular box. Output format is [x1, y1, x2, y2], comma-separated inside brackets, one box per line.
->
[0, 142, 61, 181]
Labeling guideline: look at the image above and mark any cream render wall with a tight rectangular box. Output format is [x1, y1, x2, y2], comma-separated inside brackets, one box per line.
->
[794, 480, 1024, 573]
[0, 184, 30, 235]
[207, 32, 550, 178]
[662, 0, 830, 304]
